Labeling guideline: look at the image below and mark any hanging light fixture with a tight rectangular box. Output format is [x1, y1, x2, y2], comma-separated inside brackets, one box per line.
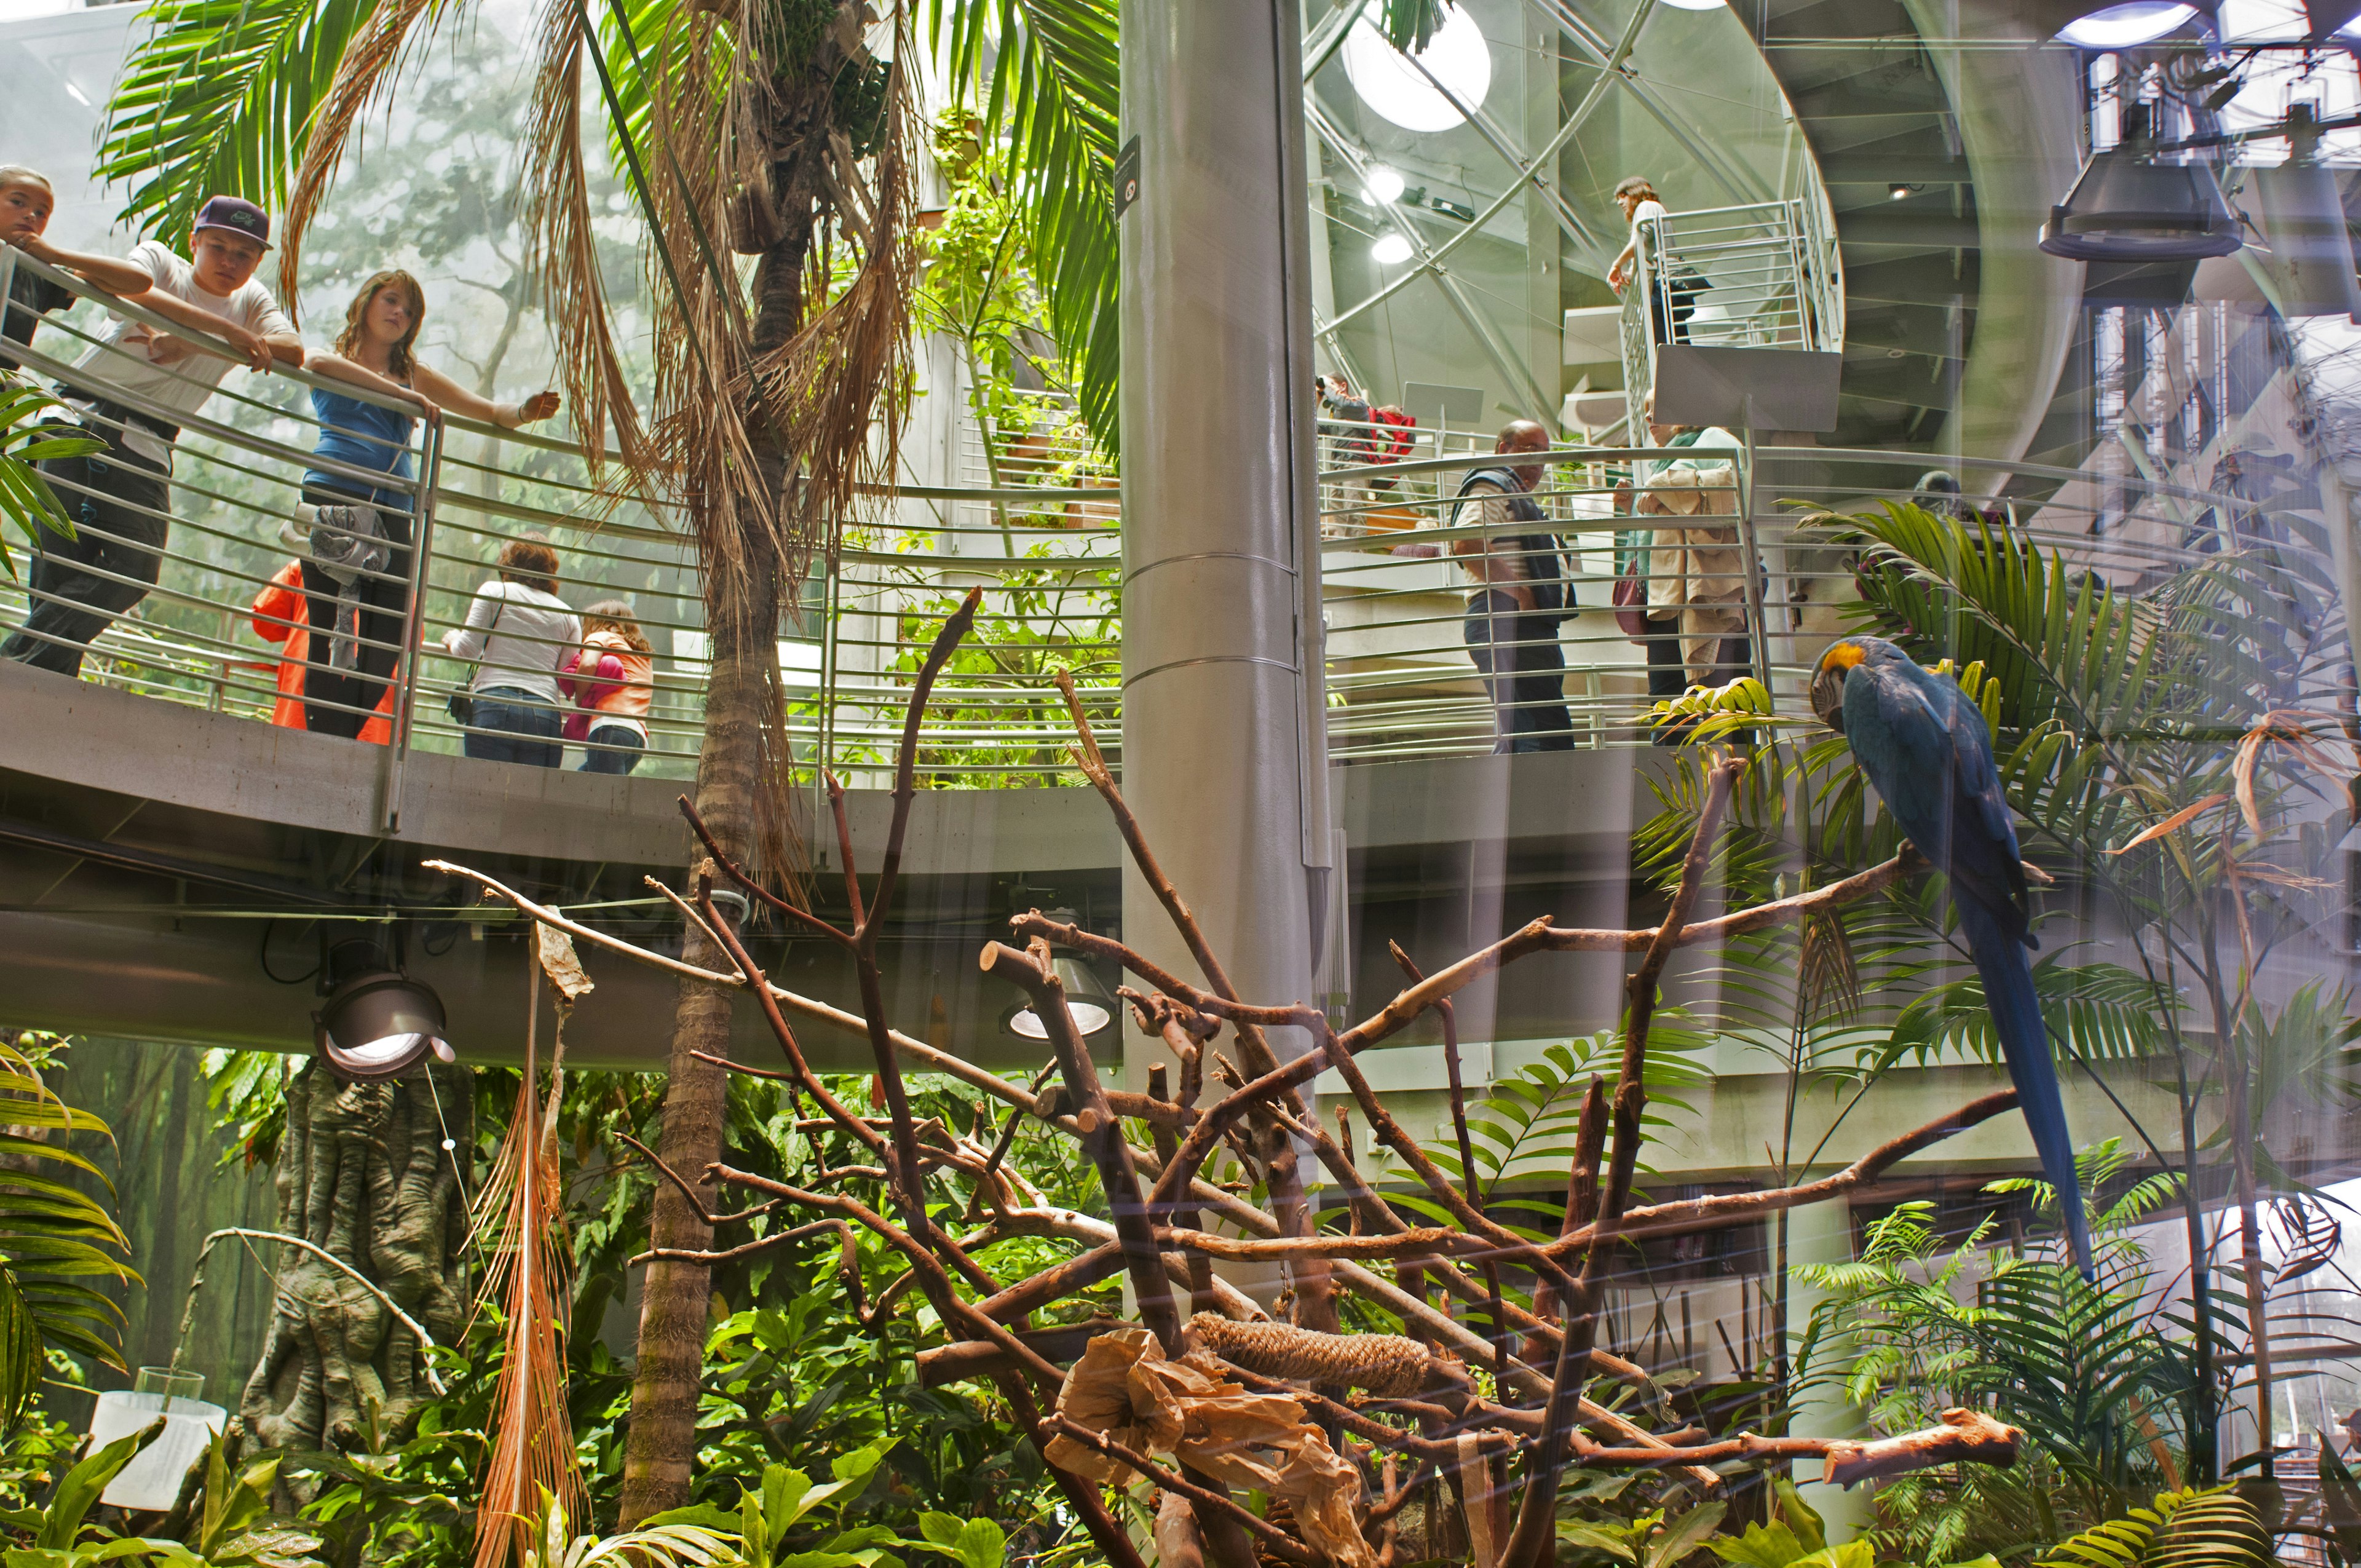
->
[1000, 914, 1118, 1042]
[2040, 103, 2242, 261]
[1370, 232, 1414, 264]
[315, 935, 454, 1080]
[2247, 103, 2361, 319]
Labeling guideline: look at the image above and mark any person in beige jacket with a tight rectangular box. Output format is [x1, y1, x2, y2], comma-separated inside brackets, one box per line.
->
[1635, 406, 1749, 688]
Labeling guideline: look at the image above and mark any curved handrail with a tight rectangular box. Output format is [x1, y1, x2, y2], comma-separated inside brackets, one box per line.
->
[0, 244, 2305, 795]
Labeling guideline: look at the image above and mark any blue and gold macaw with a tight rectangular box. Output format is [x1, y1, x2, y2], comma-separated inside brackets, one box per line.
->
[1810, 635, 2093, 1278]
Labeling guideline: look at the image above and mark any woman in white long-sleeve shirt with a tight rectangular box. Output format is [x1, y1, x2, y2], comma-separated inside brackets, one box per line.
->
[441, 534, 580, 767]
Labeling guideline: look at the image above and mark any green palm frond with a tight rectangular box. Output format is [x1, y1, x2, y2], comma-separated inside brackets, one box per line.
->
[2038, 1486, 2272, 1568]
[1377, 0, 1455, 50]
[97, 0, 387, 240]
[933, 0, 1120, 448]
[0, 376, 98, 582]
[0, 1046, 138, 1427]
[1880, 957, 2172, 1072]
[1418, 1032, 1707, 1230]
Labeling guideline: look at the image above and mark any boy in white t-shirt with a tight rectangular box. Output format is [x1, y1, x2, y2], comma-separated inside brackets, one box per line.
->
[2, 194, 303, 676]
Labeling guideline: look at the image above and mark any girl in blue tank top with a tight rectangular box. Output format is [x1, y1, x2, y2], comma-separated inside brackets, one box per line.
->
[294, 269, 560, 740]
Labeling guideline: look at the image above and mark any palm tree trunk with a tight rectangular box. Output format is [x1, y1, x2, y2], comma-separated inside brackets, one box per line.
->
[617, 212, 808, 1527]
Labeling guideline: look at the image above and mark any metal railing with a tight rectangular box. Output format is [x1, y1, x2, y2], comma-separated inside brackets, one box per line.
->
[1620, 197, 1846, 438]
[0, 244, 2297, 796]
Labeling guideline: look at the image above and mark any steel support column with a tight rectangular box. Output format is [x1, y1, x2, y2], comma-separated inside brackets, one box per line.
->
[1118, 0, 1330, 1075]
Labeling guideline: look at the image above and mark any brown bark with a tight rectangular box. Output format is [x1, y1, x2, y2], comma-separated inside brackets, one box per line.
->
[617, 263, 793, 1524]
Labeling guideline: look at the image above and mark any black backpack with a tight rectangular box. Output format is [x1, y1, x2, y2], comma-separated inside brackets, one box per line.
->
[1450, 467, 1572, 616]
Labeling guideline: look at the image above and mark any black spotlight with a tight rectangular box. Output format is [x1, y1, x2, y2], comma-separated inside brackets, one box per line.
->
[999, 913, 1118, 1042]
[2040, 103, 2241, 261]
[315, 935, 453, 1080]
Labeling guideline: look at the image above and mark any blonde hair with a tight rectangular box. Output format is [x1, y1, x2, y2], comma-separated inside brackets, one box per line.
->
[0, 167, 53, 197]
[580, 599, 651, 654]
[335, 269, 427, 382]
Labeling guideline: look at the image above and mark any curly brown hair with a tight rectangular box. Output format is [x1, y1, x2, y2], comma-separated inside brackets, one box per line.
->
[497, 534, 560, 591]
[579, 599, 651, 653]
[334, 270, 427, 382]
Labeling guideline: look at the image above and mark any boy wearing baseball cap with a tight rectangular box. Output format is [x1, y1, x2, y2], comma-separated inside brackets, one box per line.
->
[2, 194, 304, 676]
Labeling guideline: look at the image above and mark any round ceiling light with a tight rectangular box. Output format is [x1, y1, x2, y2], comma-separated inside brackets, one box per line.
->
[2054, 1, 2199, 47]
[1659, 0, 1729, 13]
[316, 969, 454, 1081]
[1363, 165, 1407, 204]
[1342, 9, 1492, 134]
[1371, 232, 1415, 263]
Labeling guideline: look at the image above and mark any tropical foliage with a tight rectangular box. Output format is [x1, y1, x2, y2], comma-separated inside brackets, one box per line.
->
[1797, 1144, 2207, 1562]
[1648, 496, 2361, 1498]
[0, 377, 100, 579]
[0, 1037, 137, 1430]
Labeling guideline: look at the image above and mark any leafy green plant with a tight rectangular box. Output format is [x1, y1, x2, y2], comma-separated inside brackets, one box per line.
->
[0, 1039, 140, 1428]
[0, 1422, 170, 1568]
[518, 1490, 737, 1568]
[1559, 1500, 1728, 1568]
[2320, 1434, 2361, 1568]
[644, 1446, 899, 1568]
[2035, 1486, 2273, 1568]
[910, 1514, 1003, 1568]
[1798, 1143, 2210, 1561]
[178, 1433, 317, 1568]
[0, 374, 98, 579]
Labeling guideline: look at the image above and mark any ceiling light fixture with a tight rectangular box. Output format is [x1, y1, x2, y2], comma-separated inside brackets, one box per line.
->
[1659, 0, 1729, 11]
[2054, 0, 2199, 47]
[1371, 232, 1414, 264]
[1363, 165, 1407, 204]
[1341, 9, 1492, 133]
[317, 969, 453, 1080]
[2039, 103, 2242, 260]
[999, 915, 1118, 1042]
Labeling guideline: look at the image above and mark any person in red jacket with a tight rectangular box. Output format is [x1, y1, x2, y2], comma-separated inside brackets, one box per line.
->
[251, 561, 392, 742]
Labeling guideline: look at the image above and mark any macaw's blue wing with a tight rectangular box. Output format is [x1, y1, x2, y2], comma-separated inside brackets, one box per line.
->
[1843, 655, 2092, 1280]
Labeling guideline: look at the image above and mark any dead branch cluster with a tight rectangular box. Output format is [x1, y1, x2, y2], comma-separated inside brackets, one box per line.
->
[432, 590, 2023, 1568]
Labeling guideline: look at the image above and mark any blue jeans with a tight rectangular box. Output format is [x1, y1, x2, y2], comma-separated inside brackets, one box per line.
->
[578, 724, 644, 775]
[463, 686, 563, 767]
[1465, 590, 1573, 753]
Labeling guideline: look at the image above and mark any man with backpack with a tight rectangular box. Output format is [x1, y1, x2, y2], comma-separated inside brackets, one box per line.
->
[1452, 419, 1574, 753]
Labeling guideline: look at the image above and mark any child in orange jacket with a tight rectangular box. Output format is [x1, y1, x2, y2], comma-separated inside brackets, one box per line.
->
[251, 561, 394, 742]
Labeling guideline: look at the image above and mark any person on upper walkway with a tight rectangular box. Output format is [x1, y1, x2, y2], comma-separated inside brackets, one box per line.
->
[1, 194, 303, 677]
[560, 600, 654, 775]
[250, 560, 391, 741]
[1453, 419, 1575, 754]
[0, 166, 156, 370]
[292, 269, 558, 740]
[443, 534, 580, 769]
[1607, 176, 1701, 346]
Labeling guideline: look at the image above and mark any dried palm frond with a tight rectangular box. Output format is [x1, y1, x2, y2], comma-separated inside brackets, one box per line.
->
[626, 1, 917, 890]
[271, 0, 458, 309]
[469, 969, 582, 1568]
[521, 0, 651, 469]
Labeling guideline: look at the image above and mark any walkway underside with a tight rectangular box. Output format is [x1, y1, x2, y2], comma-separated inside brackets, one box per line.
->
[3, 660, 2290, 1194]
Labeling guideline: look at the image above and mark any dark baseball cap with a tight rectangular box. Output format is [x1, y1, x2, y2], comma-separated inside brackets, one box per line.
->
[193, 194, 272, 250]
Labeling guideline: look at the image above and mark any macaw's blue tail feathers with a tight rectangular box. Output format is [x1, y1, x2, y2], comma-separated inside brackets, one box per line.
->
[1956, 894, 2095, 1281]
